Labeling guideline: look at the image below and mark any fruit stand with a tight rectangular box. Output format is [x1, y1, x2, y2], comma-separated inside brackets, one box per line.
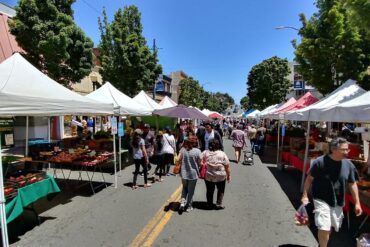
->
[4, 175, 60, 223]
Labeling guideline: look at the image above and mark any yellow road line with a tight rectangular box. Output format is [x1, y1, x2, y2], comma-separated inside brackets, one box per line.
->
[142, 193, 181, 247]
[129, 185, 182, 247]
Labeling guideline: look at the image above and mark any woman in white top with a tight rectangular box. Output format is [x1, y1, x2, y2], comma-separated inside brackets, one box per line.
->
[162, 127, 176, 175]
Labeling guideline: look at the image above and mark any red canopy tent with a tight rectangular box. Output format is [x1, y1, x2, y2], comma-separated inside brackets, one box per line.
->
[276, 92, 319, 113]
[209, 112, 224, 119]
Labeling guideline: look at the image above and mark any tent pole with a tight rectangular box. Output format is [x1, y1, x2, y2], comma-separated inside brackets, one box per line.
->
[0, 135, 10, 247]
[25, 116, 29, 157]
[48, 117, 51, 170]
[276, 121, 280, 165]
[300, 121, 311, 192]
[113, 116, 117, 189]
[118, 117, 122, 177]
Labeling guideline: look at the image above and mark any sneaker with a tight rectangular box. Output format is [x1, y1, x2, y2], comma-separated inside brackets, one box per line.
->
[185, 206, 193, 212]
[215, 204, 225, 210]
[132, 185, 138, 190]
[144, 183, 152, 188]
[179, 198, 186, 211]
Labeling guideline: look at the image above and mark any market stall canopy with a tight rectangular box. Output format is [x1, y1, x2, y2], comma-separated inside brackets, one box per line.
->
[242, 109, 256, 118]
[285, 79, 366, 121]
[86, 82, 152, 116]
[133, 90, 163, 110]
[152, 104, 209, 120]
[246, 109, 261, 119]
[277, 92, 319, 113]
[270, 97, 296, 113]
[0, 53, 113, 116]
[209, 112, 224, 119]
[317, 90, 370, 122]
[159, 96, 177, 108]
[259, 104, 279, 117]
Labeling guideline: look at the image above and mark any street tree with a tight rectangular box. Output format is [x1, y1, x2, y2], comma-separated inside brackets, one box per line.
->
[98, 5, 162, 96]
[9, 0, 93, 86]
[240, 96, 249, 110]
[178, 77, 204, 108]
[247, 56, 291, 110]
[293, 0, 370, 94]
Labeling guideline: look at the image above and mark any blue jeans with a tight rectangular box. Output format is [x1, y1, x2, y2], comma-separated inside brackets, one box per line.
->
[181, 179, 197, 207]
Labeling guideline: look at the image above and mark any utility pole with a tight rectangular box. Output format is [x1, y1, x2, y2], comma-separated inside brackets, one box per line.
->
[151, 39, 162, 100]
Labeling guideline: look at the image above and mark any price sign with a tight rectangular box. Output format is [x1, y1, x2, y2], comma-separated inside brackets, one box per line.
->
[118, 122, 124, 137]
[111, 117, 117, 135]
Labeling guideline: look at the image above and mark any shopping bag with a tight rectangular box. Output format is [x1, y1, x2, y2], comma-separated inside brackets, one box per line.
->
[199, 151, 208, 179]
[294, 204, 309, 226]
[173, 160, 181, 174]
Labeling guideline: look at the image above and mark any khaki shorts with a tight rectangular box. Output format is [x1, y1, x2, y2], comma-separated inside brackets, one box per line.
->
[313, 199, 343, 232]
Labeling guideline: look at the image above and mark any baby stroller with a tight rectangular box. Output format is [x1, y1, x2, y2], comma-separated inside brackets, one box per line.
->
[242, 146, 254, 165]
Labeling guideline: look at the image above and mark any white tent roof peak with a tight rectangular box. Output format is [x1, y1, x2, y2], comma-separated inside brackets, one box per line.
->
[159, 96, 177, 108]
[86, 82, 152, 116]
[133, 90, 162, 110]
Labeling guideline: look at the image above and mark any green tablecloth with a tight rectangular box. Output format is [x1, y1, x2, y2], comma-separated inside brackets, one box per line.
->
[5, 175, 60, 223]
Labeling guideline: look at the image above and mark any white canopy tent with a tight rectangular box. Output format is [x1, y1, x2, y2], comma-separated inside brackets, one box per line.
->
[259, 104, 279, 117]
[133, 90, 163, 110]
[86, 82, 152, 116]
[246, 109, 261, 119]
[159, 96, 177, 109]
[0, 53, 113, 115]
[285, 79, 366, 121]
[0, 53, 114, 247]
[282, 79, 366, 192]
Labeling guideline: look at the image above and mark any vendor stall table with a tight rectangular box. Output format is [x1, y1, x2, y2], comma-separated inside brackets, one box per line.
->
[4, 175, 60, 223]
[281, 151, 310, 173]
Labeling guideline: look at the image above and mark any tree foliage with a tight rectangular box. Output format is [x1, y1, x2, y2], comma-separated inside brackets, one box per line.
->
[247, 56, 291, 110]
[98, 5, 162, 97]
[240, 96, 249, 110]
[293, 0, 370, 94]
[178, 78, 234, 112]
[9, 0, 93, 86]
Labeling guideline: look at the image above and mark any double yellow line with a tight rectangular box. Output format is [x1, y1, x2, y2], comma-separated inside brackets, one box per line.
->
[129, 185, 182, 247]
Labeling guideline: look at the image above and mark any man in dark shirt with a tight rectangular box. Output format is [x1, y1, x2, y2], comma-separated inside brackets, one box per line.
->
[302, 137, 362, 247]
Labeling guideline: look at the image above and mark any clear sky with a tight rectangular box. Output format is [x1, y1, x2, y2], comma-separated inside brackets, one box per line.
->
[3, 0, 317, 105]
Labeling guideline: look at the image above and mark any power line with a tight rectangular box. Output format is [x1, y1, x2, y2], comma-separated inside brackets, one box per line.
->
[80, 0, 101, 15]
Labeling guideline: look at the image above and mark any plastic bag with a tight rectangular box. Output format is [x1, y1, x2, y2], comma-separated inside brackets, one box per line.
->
[295, 204, 310, 226]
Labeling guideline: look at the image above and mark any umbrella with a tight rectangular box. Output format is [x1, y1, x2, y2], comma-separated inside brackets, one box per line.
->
[152, 104, 209, 120]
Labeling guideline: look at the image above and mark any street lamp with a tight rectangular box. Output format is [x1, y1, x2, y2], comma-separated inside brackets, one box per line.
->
[275, 26, 299, 31]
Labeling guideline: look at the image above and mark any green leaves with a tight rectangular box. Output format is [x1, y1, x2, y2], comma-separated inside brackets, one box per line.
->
[294, 0, 370, 94]
[98, 5, 162, 97]
[10, 0, 93, 86]
[246, 56, 291, 110]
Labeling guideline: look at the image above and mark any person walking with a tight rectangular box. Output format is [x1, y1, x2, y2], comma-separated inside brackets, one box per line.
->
[248, 124, 257, 153]
[302, 137, 362, 247]
[201, 139, 231, 209]
[153, 131, 165, 182]
[131, 129, 151, 189]
[162, 127, 176, 175]
[200, 122, 223, 152]
[230, 124, 246, 163]
[177, 136, 201, 212]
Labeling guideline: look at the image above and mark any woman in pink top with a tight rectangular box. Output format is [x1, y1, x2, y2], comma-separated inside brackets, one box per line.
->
[230, 125, 246, 163]
[201, 139, 231, 209]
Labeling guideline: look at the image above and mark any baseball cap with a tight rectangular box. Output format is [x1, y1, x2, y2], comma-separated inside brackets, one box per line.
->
[144, 123, 150, 128]
[134, 129, 143, 135]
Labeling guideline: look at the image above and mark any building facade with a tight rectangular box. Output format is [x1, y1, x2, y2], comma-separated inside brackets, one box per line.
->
[169, 70, 188, 103]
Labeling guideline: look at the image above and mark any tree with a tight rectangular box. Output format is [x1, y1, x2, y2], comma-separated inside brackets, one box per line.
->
[247, 56, 291, 110]
[293, 0, 370, 94]
[9, 0, 93, 86]
[98, 5, 162, 96]
[240, 96, 249, 110]
[178, 77, 204, 108]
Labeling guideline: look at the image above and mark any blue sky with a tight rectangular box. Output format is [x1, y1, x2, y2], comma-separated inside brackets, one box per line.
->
[3, 0, 317, 104]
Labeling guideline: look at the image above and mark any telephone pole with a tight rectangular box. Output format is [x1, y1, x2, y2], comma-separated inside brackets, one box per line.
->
[152, 39, 162, 100]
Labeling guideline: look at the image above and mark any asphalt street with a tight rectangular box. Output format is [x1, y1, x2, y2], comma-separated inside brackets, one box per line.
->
[9, 138, 320, 247]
